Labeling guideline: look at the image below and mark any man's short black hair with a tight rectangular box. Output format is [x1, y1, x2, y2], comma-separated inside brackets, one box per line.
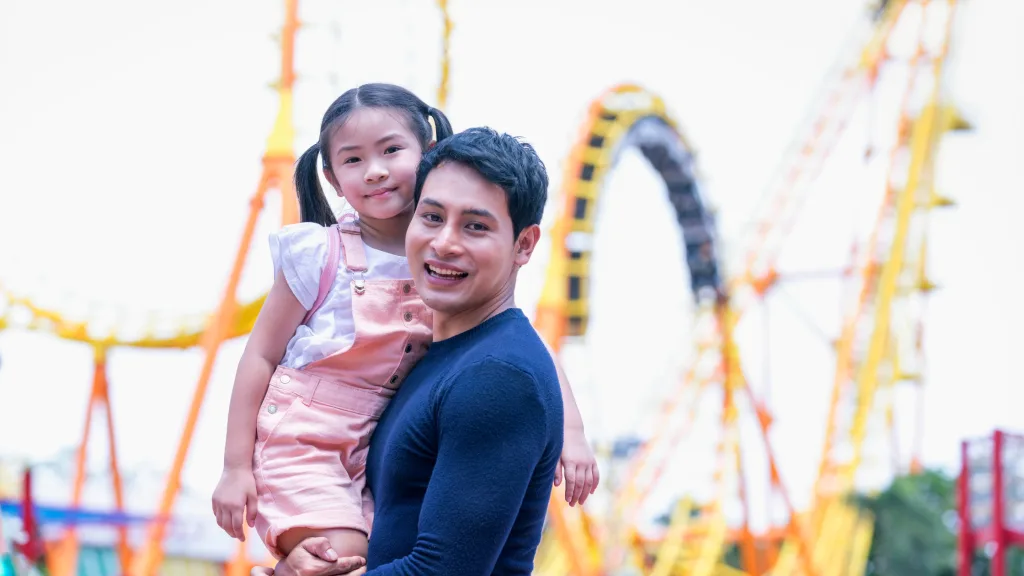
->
[414, 127, 549, 239]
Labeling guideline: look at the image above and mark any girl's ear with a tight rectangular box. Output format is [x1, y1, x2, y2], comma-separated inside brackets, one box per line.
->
[323, 167, 343, 197]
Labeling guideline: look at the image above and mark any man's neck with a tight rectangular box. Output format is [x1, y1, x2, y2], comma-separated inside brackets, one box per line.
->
[433, 293, 516, 342]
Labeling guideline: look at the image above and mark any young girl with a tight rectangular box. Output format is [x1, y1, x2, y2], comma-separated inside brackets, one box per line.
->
[211, 83, 598, 561]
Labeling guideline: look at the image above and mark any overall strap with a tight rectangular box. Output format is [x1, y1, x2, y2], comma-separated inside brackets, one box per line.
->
[338, 213, 368, 273]
[302, 224, 341, 325]
[338, 213, 368, 295]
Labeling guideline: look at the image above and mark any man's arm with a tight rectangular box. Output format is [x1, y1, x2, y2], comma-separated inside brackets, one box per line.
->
[366, 358, 554, 575]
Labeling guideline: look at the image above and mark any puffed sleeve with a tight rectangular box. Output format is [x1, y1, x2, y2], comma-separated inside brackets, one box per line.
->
[268, 222, 330, 310]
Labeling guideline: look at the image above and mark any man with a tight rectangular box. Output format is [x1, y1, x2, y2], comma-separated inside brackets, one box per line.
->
[256, 127, 564, 575]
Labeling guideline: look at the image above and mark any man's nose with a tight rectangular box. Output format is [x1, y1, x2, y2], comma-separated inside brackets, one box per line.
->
[430, 224, 461, 256]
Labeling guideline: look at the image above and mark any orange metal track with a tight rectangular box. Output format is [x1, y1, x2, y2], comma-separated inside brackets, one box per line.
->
[531, 2, 949, 574]
[128, 1, 301, 573]
[46, 347, 131, 576]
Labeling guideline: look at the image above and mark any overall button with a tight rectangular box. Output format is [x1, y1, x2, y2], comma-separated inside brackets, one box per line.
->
[403, 283, 411, 294]
[405, 344, 412, 353]
[390, 375, 399, 385]
[280, 375, 291, 384]
[268, 404, 278, 414]
[404, 312, 413, 322]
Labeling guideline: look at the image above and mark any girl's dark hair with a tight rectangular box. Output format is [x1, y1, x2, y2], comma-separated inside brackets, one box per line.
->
[295, 83, 455, 226]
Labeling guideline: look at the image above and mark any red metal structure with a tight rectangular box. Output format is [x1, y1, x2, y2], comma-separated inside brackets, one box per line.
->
[959, 429, 1024, 576]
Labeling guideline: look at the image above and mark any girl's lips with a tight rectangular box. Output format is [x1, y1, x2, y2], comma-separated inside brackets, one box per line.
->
[366, 186, 397, 198]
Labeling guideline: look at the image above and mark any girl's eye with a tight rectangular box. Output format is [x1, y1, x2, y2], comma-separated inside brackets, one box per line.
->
[384, 145, 402, 154]
[343, 157, 360, 164]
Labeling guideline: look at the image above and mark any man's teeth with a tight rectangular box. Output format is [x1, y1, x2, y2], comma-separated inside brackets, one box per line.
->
[428, 265, 467, 278]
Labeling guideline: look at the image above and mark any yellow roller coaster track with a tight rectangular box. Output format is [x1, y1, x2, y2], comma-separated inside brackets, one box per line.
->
[532, 0, 968, 574]
[0, 2, 455, 575]
[533, 82, 729, 576]
[0, 1, 969, 575]
[0, 0, 454, 352]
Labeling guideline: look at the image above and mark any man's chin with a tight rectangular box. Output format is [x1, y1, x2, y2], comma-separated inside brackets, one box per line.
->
[421, 285, 481, 316]
[420, 293, 460, 315]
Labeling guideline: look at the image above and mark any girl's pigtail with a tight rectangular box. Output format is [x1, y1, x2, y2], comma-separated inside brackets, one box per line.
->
[294, 142, 337, 227]
[427, 107, 455, 143]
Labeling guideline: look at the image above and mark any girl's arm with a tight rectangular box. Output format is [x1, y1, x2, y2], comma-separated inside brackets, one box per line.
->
[223, 270, 307, 468]
[213, 270, 306, 541]
[539, 337, 600, 507]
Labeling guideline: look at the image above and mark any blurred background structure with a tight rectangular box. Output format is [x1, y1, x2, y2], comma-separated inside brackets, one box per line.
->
[1, 0, 1022, 574]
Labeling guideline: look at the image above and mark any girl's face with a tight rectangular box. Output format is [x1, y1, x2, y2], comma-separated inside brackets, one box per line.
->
[323, 107, 424, 222]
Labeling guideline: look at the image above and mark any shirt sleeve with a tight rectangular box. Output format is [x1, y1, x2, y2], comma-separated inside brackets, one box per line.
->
[365, 357, 552, 576]
[267, 222, 329, 310]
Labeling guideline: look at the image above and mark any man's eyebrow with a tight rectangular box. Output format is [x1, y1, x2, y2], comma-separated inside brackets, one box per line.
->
[421, 198, 496, 220]
[336, 132, 403, 154]
[463, 207, 496, 219]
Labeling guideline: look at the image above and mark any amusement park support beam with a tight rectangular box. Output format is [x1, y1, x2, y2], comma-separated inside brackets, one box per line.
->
[50, 347, 131, 576]
[766, 5, 964, 573]
[814, 0, 935, 504]
[130, 1, 301, 573]
[722, 306, 815, 576]
[813, 94, 903, 503]
[722, 302, 761, 576]
[620, 0, 914, 532]
[739, 0, 909, 293]
[840, 0, 957, 494]
[636, 9, 913, 529]
[435, 0, 451, 110]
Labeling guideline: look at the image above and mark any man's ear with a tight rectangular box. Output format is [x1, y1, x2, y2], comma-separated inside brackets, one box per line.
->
[323, 167, 343, 197]
[513, 224, 541, 268]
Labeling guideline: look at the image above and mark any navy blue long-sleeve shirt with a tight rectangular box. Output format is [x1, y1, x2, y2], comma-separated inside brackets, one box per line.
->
[364, 307, 563, 575]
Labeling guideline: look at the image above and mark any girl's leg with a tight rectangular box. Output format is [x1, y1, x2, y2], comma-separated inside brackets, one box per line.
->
[277, 527, 368, 561]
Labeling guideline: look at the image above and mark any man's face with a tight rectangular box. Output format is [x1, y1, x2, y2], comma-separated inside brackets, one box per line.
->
[406, 162, 539, 317]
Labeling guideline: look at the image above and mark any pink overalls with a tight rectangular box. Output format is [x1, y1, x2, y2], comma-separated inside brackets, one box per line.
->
[252, 218, 433, 558]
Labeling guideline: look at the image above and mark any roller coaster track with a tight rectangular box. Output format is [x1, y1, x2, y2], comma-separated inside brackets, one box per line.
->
[530, 79, 815, 575]
[770, 1, 966, 574]
[0, 0, 455, 351]
[532, 0, 965, 574]
[0, 0, 967, 574]
[0, 1, 454, 574]
[604, 0, 912, 528]
[532, 81, 728, 576]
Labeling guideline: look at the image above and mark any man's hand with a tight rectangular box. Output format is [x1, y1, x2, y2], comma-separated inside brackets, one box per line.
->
[555, 426, 600, 506]
[249, 537, 365, 576]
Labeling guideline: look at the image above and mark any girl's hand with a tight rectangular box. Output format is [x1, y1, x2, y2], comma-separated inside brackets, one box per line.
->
[555, 426, 599, 506]
[212, 465, 259, 541]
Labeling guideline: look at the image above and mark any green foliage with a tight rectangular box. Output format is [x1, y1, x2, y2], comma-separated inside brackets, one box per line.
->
[851, 469, 959, 575]
[659, 469, 1024, 575]
[852, 468, 1024, 576]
